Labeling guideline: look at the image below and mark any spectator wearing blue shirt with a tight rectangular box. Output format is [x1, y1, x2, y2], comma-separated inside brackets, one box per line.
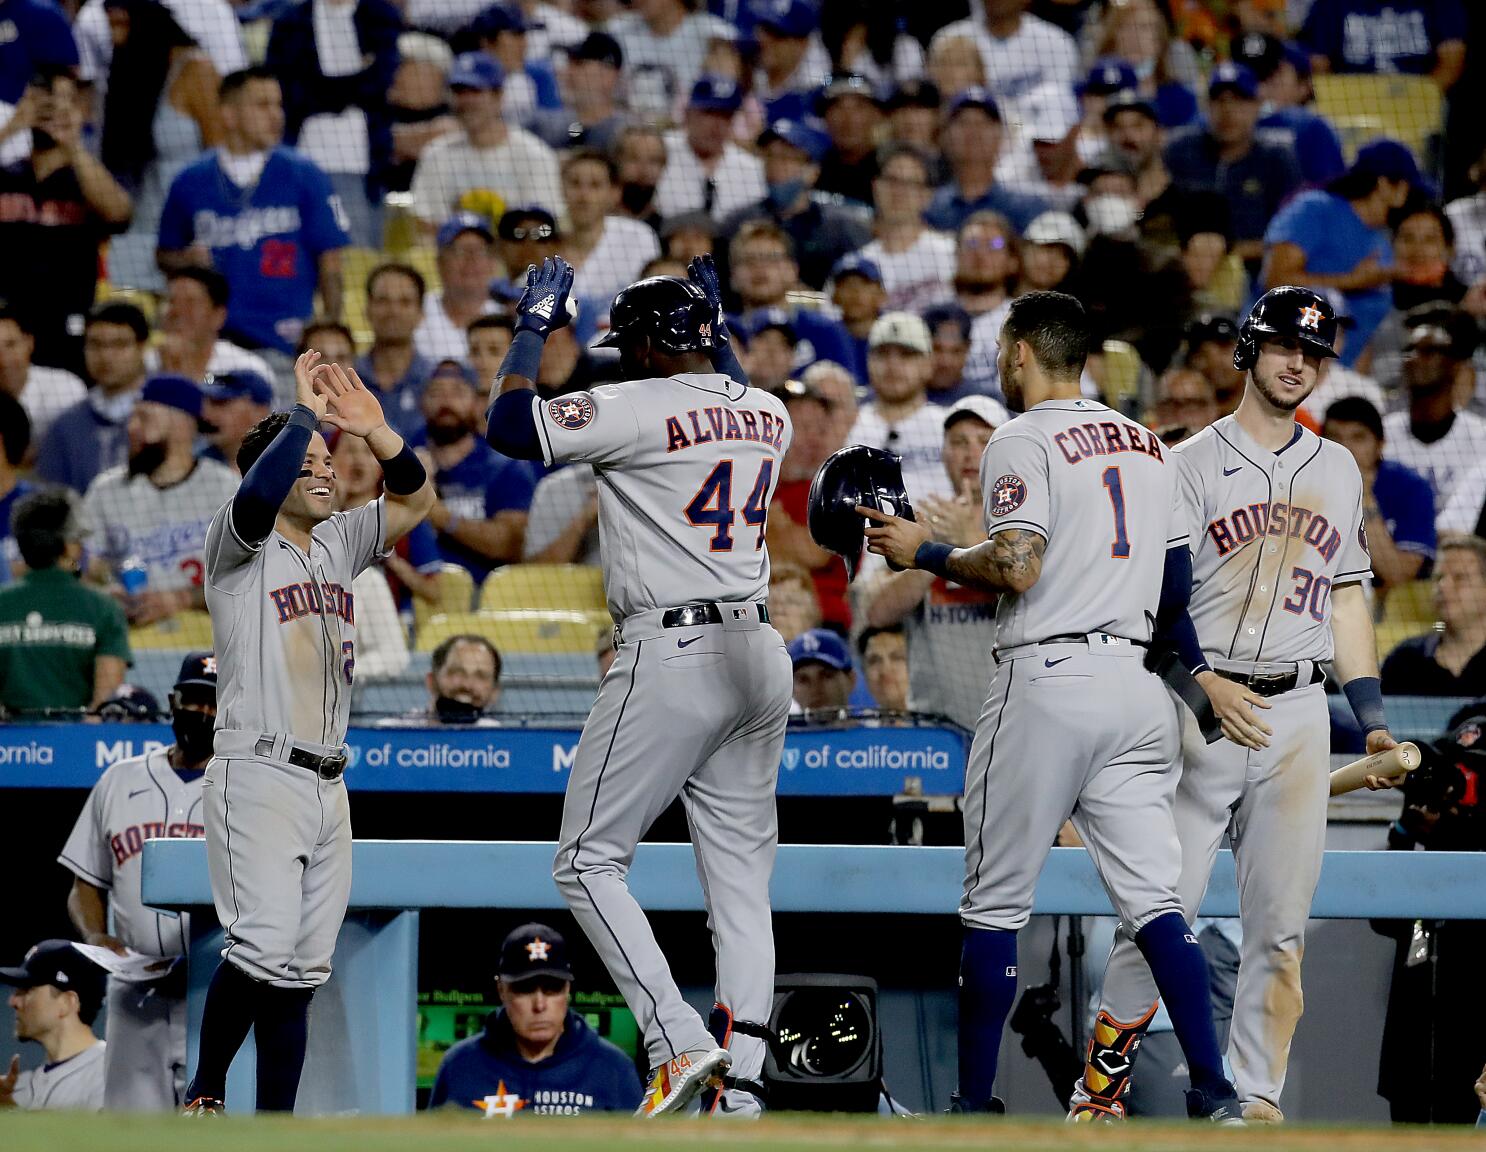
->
[357, 262, 434, 444]
[0, 394, 34, 586]
[0, 0, 78, 104]
[1232, 32, 1347, 188]
[1300, 0, 1466, 91]
[1262, 139, 1422, 367]
[925, 88, 1048, 236]
[749, 0, 832, 126]
[36, 303, 151, 495]
[418, 359, 535, 582]
[1164, 63, 1301, 264]
[430, 923, 642, 1116]
[1322, 397, 1435, 593]
[530, 32, 628, 154]
[157, 66, 351, 362]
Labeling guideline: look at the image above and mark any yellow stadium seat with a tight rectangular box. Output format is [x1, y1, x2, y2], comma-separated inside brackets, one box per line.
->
[129, 611, 214, 650]
[1312, 74, 1443, 164]
[417, 610, 610, 654]
[403, 243, 443, 294]
[1099, 340, 1144, 414]
[1374, 578, 1437, 661]
[478, 564, 607, 615]
[413, 564, 476, 631]
[339, 246, 386, 348]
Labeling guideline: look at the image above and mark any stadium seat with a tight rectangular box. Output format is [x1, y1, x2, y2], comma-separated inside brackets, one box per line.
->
[1312, 74, 1443, 165]
[1099, 339, 1144, 413]
[1373, 578, 1437, 661]
[129, 611, 214, 650]
[412, 564, 477, 631]
[478, 564, 607, 615]
[416, 609, 609, 654]
[339, 246, 385, 347]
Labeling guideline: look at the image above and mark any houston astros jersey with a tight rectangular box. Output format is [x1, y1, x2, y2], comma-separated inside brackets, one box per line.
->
[203, 498, 387, 747]
[82, 460, 239, 591]
[1174, 416, 1370, 664]
[982, 399, 1185, 649]
[58, 749, 205, 958]
[532, 374, 791, 620]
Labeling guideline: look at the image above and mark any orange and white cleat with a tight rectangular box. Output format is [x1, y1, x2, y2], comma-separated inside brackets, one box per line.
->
[181, 1096, 226, 1117]
[636, 1048, 731, 1117]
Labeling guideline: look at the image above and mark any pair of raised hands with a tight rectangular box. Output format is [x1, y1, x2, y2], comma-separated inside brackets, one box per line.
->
[292, 351, 388, 438]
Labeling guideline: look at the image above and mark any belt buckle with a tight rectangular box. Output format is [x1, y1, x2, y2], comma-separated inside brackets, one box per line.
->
[318, 752, 348, 781]
[1250, 673, 1287, 697]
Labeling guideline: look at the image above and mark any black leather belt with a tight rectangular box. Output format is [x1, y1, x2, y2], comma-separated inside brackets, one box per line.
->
[661, 602, 769, 629]
[256, 736, 348, 780]
[1215, 666, 1325, 698]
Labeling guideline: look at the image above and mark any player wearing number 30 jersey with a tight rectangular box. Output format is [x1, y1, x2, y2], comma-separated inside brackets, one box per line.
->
[487, 257, 792, 1118]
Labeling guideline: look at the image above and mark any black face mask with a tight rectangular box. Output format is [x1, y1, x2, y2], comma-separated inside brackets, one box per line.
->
[172, 708, 217, 765]
[128, 441, 168, 477]
[434, 695, 483, 724]
[620, 182, 656, 214]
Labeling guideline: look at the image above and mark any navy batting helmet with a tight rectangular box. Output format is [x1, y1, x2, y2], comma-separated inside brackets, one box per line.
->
[1233, 285, 1339, 371]
[595, 276, 717, 354]
[807, 445, 916, 581]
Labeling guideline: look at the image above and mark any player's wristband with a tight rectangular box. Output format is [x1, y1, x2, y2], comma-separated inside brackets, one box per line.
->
[1343, 676, 1387, 734]
[377, 441, 426, 495]
[914, 541, 955, 580]
[499, 328, 546, 382]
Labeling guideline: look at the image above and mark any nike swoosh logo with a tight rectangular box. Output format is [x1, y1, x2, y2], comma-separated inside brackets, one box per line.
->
[677, 635, 704, 648]
[1222, 466, 1242, 476]
[128, 788, 150, 798]
[1044, 656, 1073, 668]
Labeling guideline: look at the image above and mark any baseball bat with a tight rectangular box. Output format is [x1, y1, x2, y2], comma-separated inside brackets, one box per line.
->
[1328, 742, 1421, 797]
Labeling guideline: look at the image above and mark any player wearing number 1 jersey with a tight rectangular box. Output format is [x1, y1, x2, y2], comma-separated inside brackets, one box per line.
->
[1071, 287, 1398, 1123]
[486, 256, 792, 1118]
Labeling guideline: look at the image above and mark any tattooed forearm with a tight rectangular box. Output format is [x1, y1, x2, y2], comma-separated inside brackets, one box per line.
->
[945, 529, 1045, 594]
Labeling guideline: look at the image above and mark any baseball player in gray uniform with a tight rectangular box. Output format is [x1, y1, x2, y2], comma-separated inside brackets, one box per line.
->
[1069, 287, 1400, 1123]
[181, 351, 434, 1114]
[861, 291, 1241, 1120]
[59, 652, 217, 1111]
[485, 255, 792, 1117]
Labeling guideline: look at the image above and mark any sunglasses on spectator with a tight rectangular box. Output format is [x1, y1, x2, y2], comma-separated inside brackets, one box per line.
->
[506, 224, 556, 242]
[961, 235, 1009, 252]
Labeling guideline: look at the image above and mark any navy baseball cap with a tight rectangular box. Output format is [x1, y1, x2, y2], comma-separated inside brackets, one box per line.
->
[203, 371, 273, 407]
[499, 923, 574, 984]
[748, 0, 816, 38]
[96, 684, 162, 721]
[689, 74, 743, 114]
[175, 651, 218, 690]
[448, 50, 504, 91]
[1102, 90, 1158, 123]
[744, 307, 798, 342]
[1186, 313, 1240, 346]
[759, 117, 830, 163]
[437, 211, 495, 248]
[817, 73, 882, 110]
[946, 85, 1000, 122]
[141, 374, 205, 419]
[1351, 138, 1435, 195]
[830, 252, 883, 285]
[885, 78, 940, 112]
[1209, 61, 1258, 100]
[1080, 57, 1137, 97]
[565, 31, 622, 69]
[430, 358, 480, 387]
[470, 2, 526, 38]
[0, 941, 105, 1014]
[788, 628, 852, 672]
[922, 301, 971, 340]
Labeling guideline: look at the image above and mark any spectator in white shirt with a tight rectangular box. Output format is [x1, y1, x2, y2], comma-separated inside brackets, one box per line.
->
[410, 51, 564, 234]
[609, 0, 734, 121]
[416, 213, 501, 364]
[150, 267, 274, 387]
[856, 144, 956, 310]
[655, 75, 766, 223]
[0, 306, 85, 446]
[930, 0, 1079, 120]
[560, 148, 661, 310]
[848, 312, 952, 502]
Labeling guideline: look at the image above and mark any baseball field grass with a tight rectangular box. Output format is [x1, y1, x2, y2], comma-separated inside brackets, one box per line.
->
[5, 1112, 1484, 1152]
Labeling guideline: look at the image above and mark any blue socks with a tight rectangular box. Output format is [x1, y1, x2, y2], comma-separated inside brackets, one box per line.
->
[186, 961, 259, 1104]
[1135, 912, 1226, 1091]
[253, 985, 314, 1113]
[957, 927, 1018, 1109]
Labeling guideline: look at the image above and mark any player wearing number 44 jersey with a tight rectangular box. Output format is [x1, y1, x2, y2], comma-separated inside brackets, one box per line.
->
[182, 352, 434, 1116]
[487, 256, 792, 1118]
[1070, 287, 1402, 1123]
[861, 291, 1242, 1122]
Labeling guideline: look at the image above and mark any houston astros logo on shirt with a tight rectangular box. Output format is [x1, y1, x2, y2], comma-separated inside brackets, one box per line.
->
[550, 395, 596, 430]
[990, 474, 1027, 517]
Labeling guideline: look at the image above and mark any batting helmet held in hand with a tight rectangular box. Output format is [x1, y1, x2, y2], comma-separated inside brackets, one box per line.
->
[807, 445, 916, 581]
[1233, 285, 1339, 371]
[595, 276, 717, 354]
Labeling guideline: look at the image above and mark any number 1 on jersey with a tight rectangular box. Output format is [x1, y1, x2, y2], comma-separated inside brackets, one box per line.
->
[1102, 466, 1131, 559]
[685, 459, 773, 551]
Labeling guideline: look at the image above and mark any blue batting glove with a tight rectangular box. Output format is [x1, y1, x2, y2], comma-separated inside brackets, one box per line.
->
[687, 253, 729, 346]
[514, 257, 576, 337]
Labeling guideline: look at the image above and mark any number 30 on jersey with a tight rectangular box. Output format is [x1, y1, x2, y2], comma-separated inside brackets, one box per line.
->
[684, 460, 774, 552]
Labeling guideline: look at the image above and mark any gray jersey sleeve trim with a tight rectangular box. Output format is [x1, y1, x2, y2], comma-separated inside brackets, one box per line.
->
[56, 853, 110, 889]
